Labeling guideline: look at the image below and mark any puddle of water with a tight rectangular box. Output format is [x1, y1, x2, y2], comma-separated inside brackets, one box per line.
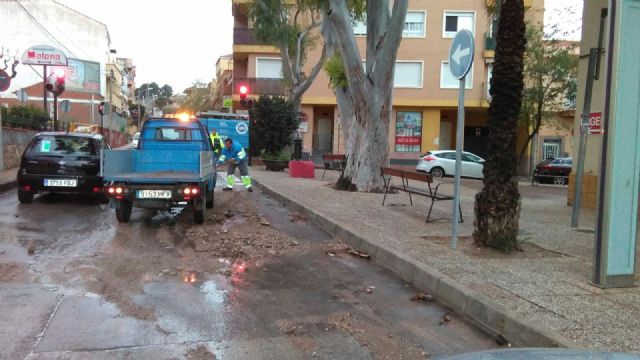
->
[201, 280, 228, 305]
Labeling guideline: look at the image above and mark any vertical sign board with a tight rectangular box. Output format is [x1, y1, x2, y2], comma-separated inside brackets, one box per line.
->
[595, 0, 639, 287]
[588, 112, 602, 135]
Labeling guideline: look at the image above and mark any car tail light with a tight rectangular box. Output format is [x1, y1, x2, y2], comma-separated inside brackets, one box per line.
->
[92, 187, 102, 193]
[423, 155, 437, 161]
[21, 185, 32, 192]
[106, 186, 125, 197]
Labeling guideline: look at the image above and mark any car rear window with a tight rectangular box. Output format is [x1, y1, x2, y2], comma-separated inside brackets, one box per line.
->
[144, 127, 193, 141]
[438, 152, 457, 160]
[30, 136, 97, 156]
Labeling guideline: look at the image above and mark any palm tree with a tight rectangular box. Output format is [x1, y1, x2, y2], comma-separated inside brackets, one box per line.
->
[474, 0, 526, 252]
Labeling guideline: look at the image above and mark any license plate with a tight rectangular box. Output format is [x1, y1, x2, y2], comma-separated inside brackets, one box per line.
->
[44, 179, 77, 187]
[137, 190, 172, 199]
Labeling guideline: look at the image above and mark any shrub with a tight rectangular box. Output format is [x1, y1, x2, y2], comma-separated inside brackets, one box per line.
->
[1, 105, 49, 130]
[248, 96, 299, 157]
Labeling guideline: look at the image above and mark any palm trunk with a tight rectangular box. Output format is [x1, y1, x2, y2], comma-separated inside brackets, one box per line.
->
[474, 0, 526, 252]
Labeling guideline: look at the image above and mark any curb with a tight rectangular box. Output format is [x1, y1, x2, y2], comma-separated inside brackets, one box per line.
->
[0, 179, 17, 193]
[253, 178, 580, 349]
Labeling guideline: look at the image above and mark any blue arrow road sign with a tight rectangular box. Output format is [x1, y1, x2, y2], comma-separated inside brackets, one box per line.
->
[60, 100, 72, 113]
[449, 30, 475, 79]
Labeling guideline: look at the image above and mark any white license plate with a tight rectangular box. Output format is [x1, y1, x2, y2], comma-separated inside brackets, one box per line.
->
[44, 179, 77, 187]
[137, 190, 172, 199]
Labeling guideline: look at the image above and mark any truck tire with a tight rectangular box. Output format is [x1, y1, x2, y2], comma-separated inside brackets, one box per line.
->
[206, 187, 214, 209]
[194, 188, 206, 224]
[116, 199, 132, 223]
[18, 189, 34, 204]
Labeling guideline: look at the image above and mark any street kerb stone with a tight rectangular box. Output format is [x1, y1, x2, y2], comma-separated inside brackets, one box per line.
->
[436, 276, 470, 315]
[251, 175, 580, 349]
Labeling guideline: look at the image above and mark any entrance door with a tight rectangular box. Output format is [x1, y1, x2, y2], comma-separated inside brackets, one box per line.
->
[316, 118, 333, 154]
[439, 121, 452, 150]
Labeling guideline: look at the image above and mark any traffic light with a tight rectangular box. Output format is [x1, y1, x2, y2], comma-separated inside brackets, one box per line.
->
[239, 85, 252, 108]
[45, 69, 65, 96]
[98, 101, 105, 116]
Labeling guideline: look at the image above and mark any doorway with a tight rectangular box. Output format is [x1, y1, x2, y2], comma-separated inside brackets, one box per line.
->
[314, 117, 333, 154]
[439, 121, 452, 150]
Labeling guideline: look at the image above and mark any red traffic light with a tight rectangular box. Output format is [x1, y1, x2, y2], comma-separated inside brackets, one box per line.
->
[98, 101, 105, 115]
[239, 85, 248, 95]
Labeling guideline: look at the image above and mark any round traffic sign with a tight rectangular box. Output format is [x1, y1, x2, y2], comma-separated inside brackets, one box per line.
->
[60, 100, 72, 113]
[448, 30, 475, 79]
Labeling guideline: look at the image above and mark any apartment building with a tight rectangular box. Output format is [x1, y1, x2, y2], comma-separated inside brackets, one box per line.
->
[231, 0, 543, 164]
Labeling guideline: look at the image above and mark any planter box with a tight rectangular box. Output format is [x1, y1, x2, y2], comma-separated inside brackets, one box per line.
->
[263, 159, 289, 172]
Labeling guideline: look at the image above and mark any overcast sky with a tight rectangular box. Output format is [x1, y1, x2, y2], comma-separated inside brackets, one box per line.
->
[56, 0, 582, 94]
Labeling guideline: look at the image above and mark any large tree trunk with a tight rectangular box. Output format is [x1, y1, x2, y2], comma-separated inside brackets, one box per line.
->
[474, 0, 526, 252]
[329, 0, 407, 192]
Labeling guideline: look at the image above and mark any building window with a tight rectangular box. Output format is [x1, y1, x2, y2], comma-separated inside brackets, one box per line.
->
[395, 112, 422, 152]
[443, 11, 475, 38]
[394, 61, 423, 88]
[440, 61, 472, 89]
[403, 11, 426, 38]
[256, 58, 283, 79]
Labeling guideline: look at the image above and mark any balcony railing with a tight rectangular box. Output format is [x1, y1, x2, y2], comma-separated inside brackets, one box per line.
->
[234, 28, 266, 46]
[234, 78, 286, 96]
[485, 33, 497, 51]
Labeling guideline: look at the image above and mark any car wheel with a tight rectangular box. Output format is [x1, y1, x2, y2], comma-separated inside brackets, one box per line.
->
[116, 200, 132, 223]
[553, 176, 564, 185]
[430, 167, 445, 178]
[205, 185, 214, 209]
[18, 189, 34, 204]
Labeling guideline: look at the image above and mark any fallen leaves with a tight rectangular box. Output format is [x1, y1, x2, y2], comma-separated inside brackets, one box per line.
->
[410, 293, 434, 302]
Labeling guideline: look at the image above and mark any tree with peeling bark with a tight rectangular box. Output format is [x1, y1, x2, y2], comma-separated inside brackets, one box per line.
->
[474, 0, 527, 252]
[249, 0, 330, 114]
[518, 25, 578, 169]
[328, 0, 408, 192]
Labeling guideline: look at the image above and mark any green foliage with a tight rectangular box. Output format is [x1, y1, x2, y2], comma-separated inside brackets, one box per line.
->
[519, 24, 578, 134]
[128, 104, 146, 118]
[179, 82, 211, 113]
[136, 82, 174, 109]
[1, 105, 49, 130]
[260, 149, 290, 161]
[248, 96, 299, 156]
[324, 52, 349, 89]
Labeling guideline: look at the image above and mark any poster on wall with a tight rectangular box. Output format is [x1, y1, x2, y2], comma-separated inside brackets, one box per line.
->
[49, 58, 101, 93]
[395, 111, 422, 152]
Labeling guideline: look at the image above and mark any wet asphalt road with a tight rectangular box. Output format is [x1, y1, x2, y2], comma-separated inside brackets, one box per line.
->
[0, 184, 497, 360]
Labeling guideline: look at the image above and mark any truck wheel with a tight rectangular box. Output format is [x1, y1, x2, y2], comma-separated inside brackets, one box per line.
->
[194, 209, 205, 224]
[206, 187, 214, 209]
[18, 189, 34, 204]
[116, 200, 132, 223]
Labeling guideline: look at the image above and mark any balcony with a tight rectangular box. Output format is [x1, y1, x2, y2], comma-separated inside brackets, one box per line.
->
[233, 28, 280, 57]
[234, 78, 286, 96]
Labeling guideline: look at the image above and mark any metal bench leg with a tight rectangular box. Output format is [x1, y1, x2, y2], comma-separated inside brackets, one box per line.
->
[426, 197, 436, 223]
[322, 168, 327, 180]
[458, 203, 464, 223]
[382, 177, 390, 206]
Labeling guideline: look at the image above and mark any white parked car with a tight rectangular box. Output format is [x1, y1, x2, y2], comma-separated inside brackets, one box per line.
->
[131, 132, 140, 148]
[416, 150, 485, 179]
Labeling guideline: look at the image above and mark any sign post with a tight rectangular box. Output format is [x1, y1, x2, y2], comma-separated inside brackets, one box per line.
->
[449, 30, 475, 250]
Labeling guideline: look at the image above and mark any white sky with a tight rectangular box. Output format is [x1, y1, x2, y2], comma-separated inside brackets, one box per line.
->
[55, 0, 583, 94]
[56, 0, 234, 94]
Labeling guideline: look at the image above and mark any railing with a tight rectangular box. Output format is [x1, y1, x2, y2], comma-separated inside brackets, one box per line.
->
[234, 78, 286, 96]
[485, 32, 497, 51]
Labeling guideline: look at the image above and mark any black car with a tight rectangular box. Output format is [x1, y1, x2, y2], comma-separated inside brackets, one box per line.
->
[17, 132, 109, 203]
[533, 157, 572, 185]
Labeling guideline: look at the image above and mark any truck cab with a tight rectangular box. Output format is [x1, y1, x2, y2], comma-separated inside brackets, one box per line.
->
[102, 116, 216, 224]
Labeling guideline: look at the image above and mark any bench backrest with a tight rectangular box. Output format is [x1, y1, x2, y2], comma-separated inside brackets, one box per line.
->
[323, 154, 346, 161]
[403, 171, 432, 183]
[381, 167, 432, 183]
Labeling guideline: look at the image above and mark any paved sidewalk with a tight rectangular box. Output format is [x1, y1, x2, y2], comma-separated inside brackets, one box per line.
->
[251, 167, 639, 352]
[0, 167, 18, 192]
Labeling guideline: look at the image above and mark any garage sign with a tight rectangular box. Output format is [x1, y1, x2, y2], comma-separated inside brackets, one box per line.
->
[588, 112, 602, 135]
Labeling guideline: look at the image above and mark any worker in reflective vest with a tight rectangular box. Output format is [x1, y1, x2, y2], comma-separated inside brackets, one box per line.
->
[209, 129, 223, 156]
[217, 138, 252, 192]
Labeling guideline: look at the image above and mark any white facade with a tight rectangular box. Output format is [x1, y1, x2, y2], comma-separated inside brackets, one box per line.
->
[0, 0, 111, 97]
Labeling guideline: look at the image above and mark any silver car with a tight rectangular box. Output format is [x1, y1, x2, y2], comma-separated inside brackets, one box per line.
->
[416, 150, 485, 179]
[131, 132, 140, 148]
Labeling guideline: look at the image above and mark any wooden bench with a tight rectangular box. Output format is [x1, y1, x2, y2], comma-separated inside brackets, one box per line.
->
[380, 167, 462, 223]
[321, 154, 347, 180]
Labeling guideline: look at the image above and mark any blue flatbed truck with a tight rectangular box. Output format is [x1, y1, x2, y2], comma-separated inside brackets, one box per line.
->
[101, 117, 216, 224]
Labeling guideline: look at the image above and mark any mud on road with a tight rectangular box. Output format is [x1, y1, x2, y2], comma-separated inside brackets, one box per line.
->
[0, 188, 496, 359]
